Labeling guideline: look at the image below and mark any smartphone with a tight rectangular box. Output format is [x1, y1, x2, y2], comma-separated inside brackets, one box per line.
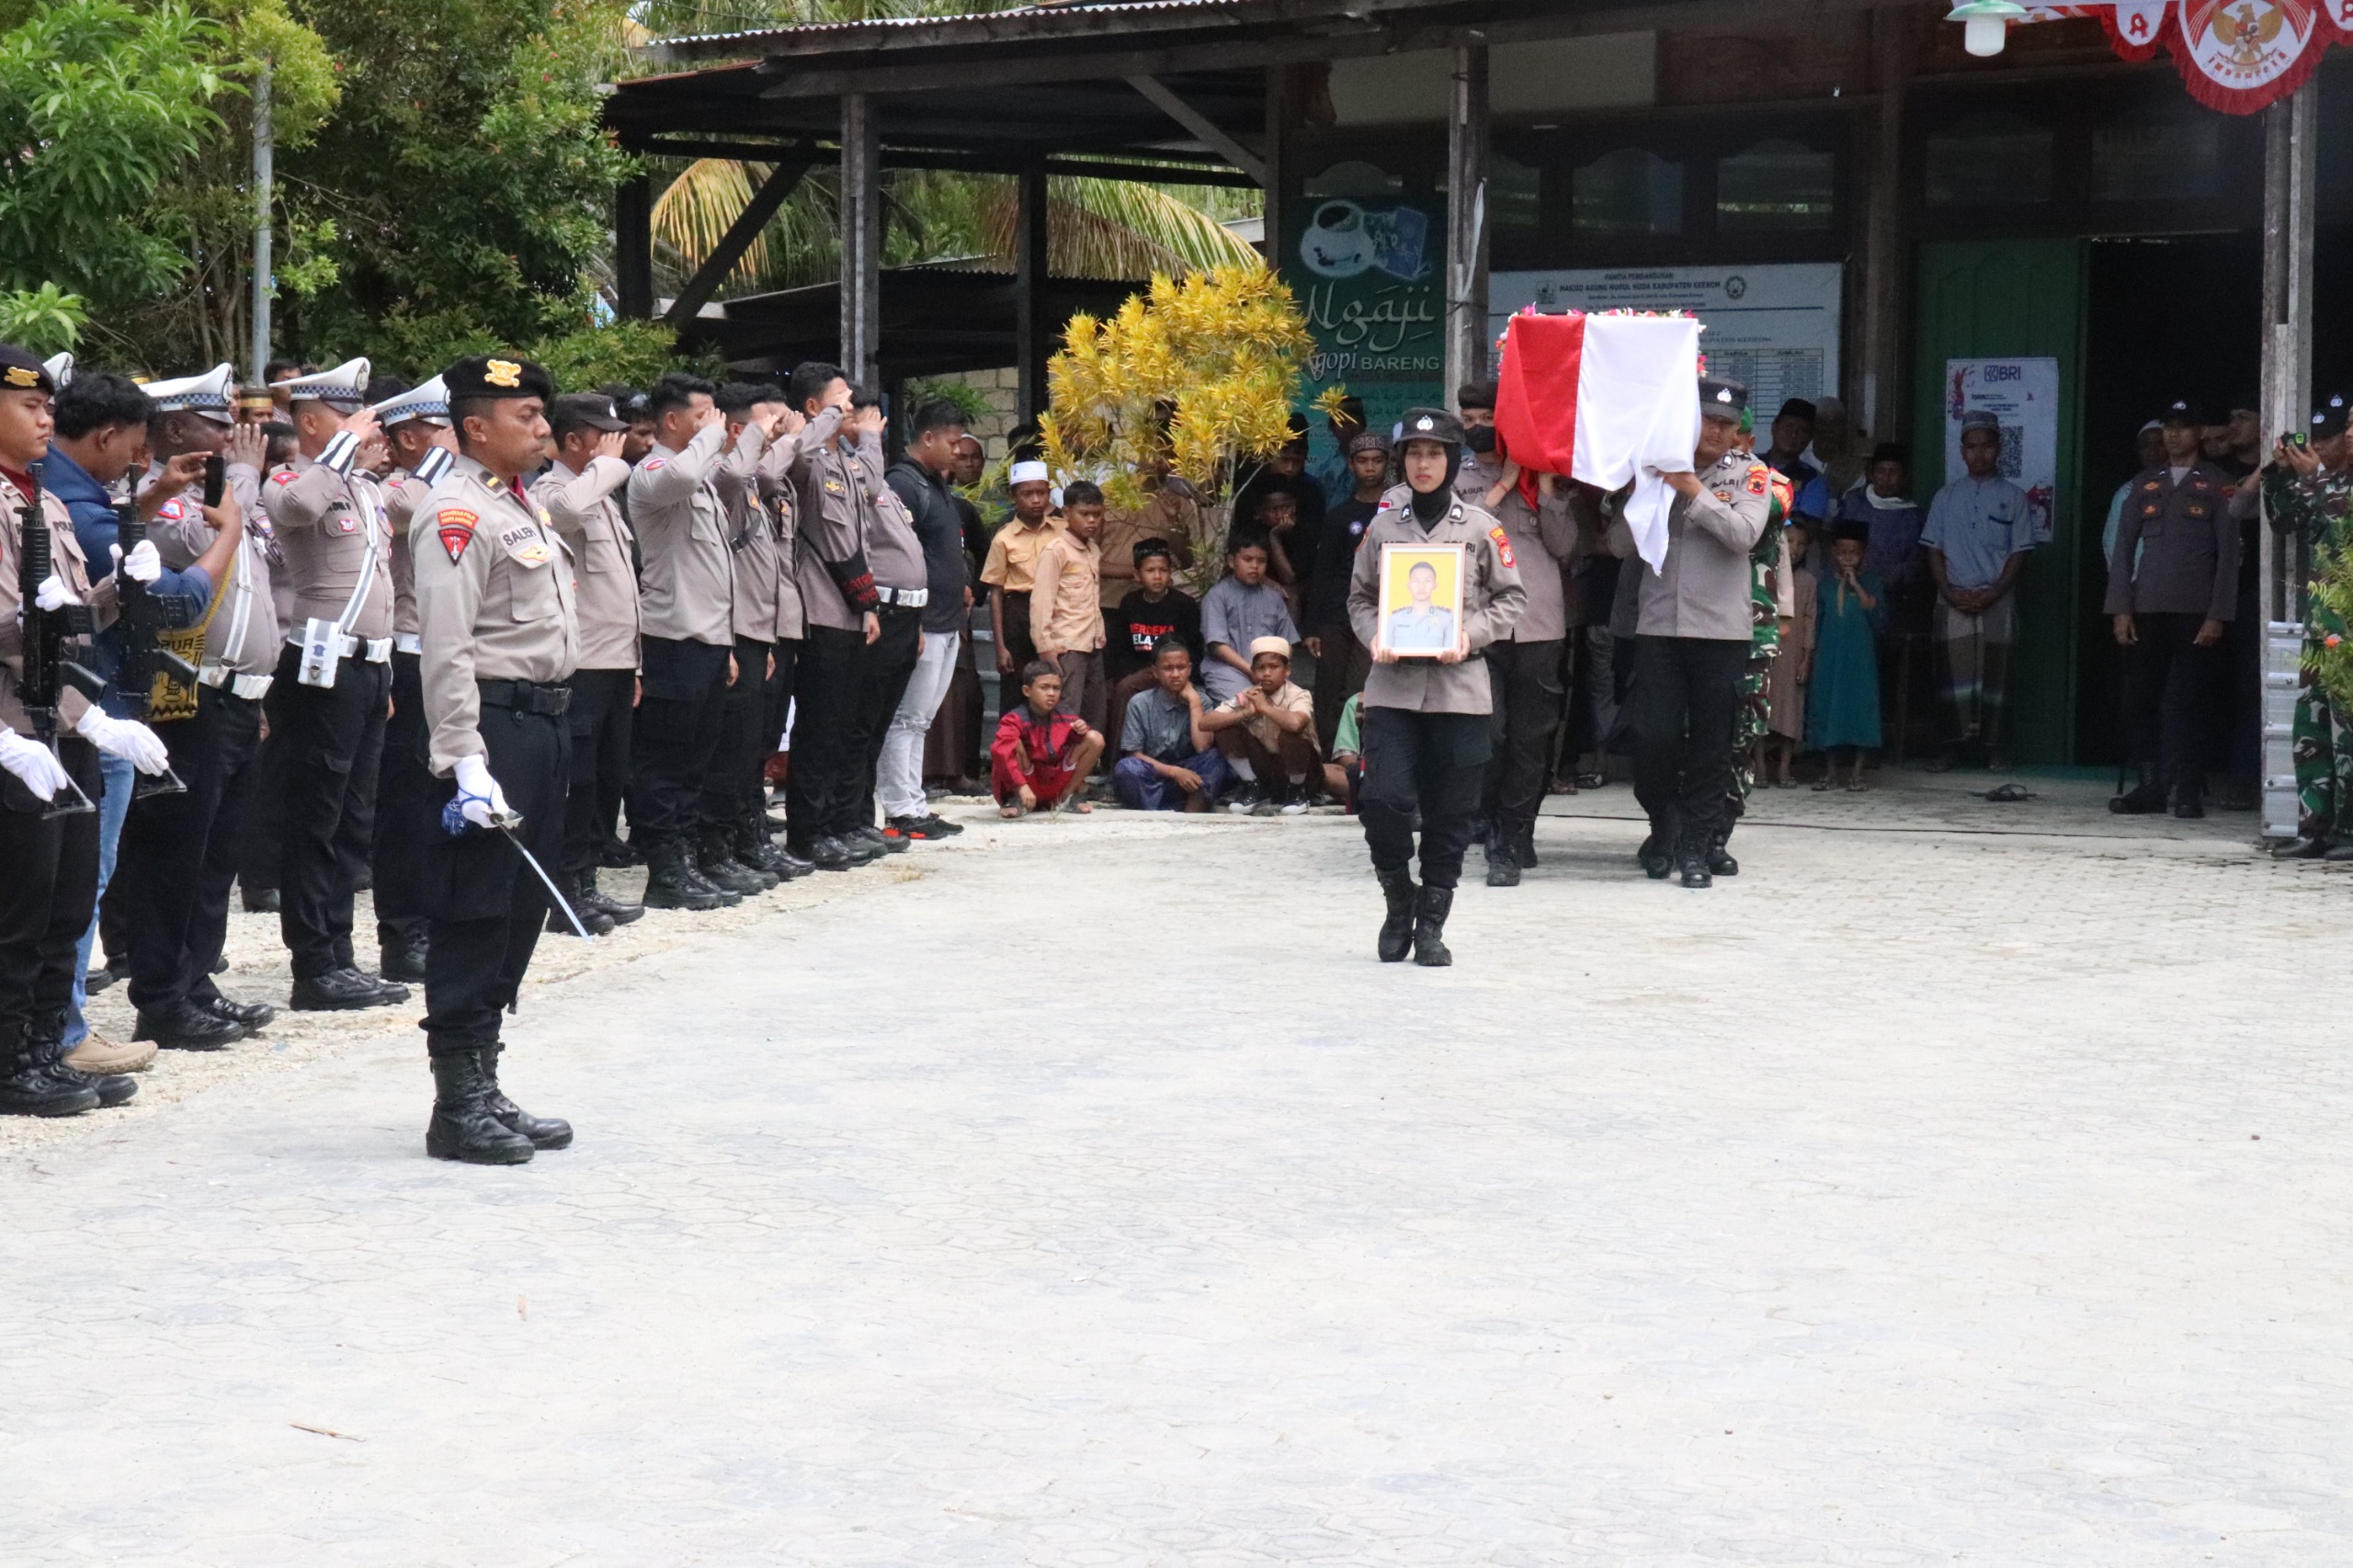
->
[202, 454, 226, 508]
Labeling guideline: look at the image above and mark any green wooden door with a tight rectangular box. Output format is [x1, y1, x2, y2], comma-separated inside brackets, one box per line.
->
[1911, 238, 2089, 766]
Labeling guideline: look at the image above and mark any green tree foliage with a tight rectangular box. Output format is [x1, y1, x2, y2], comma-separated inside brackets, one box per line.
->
[0, 0, 227, 324]
[277, 0, 636, 371]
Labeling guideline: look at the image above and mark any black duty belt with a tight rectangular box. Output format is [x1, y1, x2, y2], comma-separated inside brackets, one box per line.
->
[477, 678, 572, 717]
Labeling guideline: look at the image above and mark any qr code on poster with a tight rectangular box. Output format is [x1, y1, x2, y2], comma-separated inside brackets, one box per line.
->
[1997, 424, 2024, 480]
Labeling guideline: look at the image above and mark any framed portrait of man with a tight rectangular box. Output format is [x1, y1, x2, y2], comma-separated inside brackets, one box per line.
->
[1376, 542, 1466, 658]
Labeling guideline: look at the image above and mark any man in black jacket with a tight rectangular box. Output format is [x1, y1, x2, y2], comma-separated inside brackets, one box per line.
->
[879, 399, 972, 842]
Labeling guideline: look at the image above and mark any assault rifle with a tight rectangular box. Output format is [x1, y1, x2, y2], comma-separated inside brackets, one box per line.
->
[109, 494, 192, 799]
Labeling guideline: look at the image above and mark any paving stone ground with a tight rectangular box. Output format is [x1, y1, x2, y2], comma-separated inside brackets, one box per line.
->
[6, 770, 2352, 1566]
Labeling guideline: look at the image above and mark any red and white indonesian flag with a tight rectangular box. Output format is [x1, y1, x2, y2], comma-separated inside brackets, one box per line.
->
[1494, 312, 1703, 574]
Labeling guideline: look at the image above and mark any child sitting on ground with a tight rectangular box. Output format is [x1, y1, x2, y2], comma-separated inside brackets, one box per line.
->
[1199, 636, 1319, 815]
[1803, 521, 1888, 790]
[1110, 638, 1234, 812]
[990, 661, 1105, 818]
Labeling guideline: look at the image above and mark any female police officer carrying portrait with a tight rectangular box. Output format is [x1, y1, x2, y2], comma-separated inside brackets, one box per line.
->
[1346, 409, 1526, 968]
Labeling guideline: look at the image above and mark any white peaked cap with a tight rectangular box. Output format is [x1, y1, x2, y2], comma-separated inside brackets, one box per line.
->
[42, 352, 72, 390]
[279, 356, 373, 408]
[370, 374, 451, 427]
[144, 362, 235, 415]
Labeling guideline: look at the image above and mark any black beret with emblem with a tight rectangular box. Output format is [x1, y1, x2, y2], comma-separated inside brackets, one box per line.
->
[1393, 407, 1464, 447]
[442, 354, 555, 402]
[0, 342, 57, 394]
[1698, 378, 1748, 420]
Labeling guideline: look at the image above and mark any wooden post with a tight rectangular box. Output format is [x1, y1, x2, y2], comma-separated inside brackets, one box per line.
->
[2256, 79, 2318, 840]
[1262, 64, 1290, 267]
[1016, 163, 1051, 426]
[1444, 40, 1491, 397]
[615, 171, 654, 323]
[1857, 7, 1909, 444]
[839, 94, 881, 387]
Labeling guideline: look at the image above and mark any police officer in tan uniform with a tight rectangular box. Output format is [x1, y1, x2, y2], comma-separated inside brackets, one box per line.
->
[534, 390, 646, 929]
[0, 344, 175, 1116]
[366, 375, 457, 981]
[409, 354, 577, 1165]
[1347, 408, 1526, 967]
[118, 369, 281, 1051]
[265, 356, 408, 1011]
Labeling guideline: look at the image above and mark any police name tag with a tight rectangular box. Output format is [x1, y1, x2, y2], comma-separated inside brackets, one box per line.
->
[296, 616, 343, 688]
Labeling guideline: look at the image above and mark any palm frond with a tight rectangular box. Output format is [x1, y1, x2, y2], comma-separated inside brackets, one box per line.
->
[651, 159, 774, 290]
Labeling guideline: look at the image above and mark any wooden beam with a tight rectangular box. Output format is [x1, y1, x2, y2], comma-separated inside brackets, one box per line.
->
[629, 137, 1254, 186]
[840, 94, 882, 386]
[1123, 74, 1269, 186]
[662, 161, 811, 328]
[615, 172, 654, 322]
[1442, 40, 1489, 395]
[1016, 164, 1051, 426]
[1262, 63, 1290, 267]
[1856, 3, 1909, 444]
[2257, 77, 2319, 840]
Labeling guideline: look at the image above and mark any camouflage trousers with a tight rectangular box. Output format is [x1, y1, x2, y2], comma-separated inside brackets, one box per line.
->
[1723, 655, 1774, 829]
[2293, 665, 2353, 843]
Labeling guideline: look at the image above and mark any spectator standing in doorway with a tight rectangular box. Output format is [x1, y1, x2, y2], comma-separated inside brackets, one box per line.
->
[2105, 399, 2239, 817]
[1921, 411, 2035, 771]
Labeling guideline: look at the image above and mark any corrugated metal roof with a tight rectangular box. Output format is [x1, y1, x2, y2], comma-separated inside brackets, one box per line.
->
[653, 0, 1231, 51]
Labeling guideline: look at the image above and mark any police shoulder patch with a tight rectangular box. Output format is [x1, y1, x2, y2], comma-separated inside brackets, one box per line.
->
[156, 498, 185, 521]
[1745, 465, 1770, 496]
[1489, 524, 1516, 569]
[2143, 479, 2163, 491]
[642, 456, 666, 472]
[271, 471, 296, 486]
[436, 507, 479, 563]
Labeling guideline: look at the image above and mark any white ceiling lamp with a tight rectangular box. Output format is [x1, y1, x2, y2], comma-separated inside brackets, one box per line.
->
[1948, 0, 2030, 57]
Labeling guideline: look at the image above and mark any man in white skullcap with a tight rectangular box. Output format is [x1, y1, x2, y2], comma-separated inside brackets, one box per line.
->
[261, 356, 409, 1013]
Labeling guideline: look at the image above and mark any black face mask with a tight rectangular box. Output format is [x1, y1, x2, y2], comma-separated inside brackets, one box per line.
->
[1461, 423, 1497, 455]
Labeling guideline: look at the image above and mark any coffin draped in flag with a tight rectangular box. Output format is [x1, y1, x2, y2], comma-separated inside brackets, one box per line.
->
[1493, 311, 1702, 574]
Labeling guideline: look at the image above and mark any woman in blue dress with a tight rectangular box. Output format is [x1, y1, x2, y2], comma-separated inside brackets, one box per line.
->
[1805, 522, 1889, 790]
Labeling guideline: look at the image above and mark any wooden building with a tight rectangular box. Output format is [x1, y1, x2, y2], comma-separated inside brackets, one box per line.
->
[604, 0, 2349, 780]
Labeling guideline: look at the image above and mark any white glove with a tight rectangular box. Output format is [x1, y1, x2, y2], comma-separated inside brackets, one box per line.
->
[110, 540, 163, 585]
[453, 754, 513, 830]
[33, 572, 77, 611]
[74, 708, 172, 776]
[0, 730, 71, 801]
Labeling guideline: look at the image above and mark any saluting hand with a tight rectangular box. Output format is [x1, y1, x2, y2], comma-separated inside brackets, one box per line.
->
[223, 423, 267, 472]
[592, 431, 626, 464]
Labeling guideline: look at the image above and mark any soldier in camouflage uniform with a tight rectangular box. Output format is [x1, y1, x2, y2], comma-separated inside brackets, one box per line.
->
[1711, 412, 1793, 876]
[2265, 396, 2353, 858]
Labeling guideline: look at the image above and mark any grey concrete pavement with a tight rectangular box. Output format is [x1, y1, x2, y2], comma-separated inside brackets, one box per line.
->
[6, 782, 2353, 1565]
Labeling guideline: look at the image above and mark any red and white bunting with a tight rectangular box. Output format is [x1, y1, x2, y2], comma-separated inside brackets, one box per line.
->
[2020, 1, 2347, 113]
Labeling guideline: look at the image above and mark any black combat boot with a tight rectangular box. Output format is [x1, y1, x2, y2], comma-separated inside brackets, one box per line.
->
[643, 841, 728, 911]
[1637, 832, 1674, 881]
[794, 835, 854, 873]
[1375, 868, 1417, 962]
[1707, 831, 1739, 878]
[1677, 830, 1714, 890]
[1514, 827, 1539, 869]
[30, 1012, 133, 1108]
[134, 998, 247, 1051]
[378, 922, 428, 983]
[2170, 777, 2206, 819]
[1412, 884, 1455, 967]
[2109, 766, 2165, 814]
[426, 1050, 536, 1165]
[698, 835, 773, 894]
[1484, 833, 1521, 888]
[479, 1043, 572, 1150]
[580, 868, 644, 926]
[0, 1020, 95, 1117]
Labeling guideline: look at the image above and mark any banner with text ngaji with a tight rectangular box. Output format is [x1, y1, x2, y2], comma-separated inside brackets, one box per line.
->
[1281, 192, 1447, 450]
[2024, 1, 2353, 113]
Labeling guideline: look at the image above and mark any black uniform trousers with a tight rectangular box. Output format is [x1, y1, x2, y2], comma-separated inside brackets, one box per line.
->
[238, 684, 287, 898]
[271, 644, 390, 981]
[1358, 706, 1493, 891]
[1482, 637, 1566, 840]
[372, 650, 437, 946]
[854, 607, 924, 831]
[562, 665, 636, 878]
[2123, 610, 2220, 796]
[786, 623, 869, 848]
[118, 686, 264, 1017]
[626, 634, 731, 852]
[699, 635, 777, 849]
[420, 689, 569, 1056]
[0, 737, 101, 1036]
[1630, 634, 1748, 851]
[764, 637, 800, 824]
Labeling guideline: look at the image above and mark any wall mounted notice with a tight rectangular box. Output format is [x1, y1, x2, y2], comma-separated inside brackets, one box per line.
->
[1489, 263, 1843, 418]
[1943, 357, 2061, 545]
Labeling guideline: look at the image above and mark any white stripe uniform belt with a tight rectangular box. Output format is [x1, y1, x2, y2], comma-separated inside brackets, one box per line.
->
[393, 632, 423, 655]
[875, 586, 929, 608]
[198, 666, 274, 699]
[286, 631, 394, 663]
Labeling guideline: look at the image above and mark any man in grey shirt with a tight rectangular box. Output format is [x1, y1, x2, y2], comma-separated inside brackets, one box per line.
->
[1631, 377, 1771, 890]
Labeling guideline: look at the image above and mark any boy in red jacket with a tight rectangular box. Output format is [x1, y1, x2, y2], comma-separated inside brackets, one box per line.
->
[991, 661, 1104, 818]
